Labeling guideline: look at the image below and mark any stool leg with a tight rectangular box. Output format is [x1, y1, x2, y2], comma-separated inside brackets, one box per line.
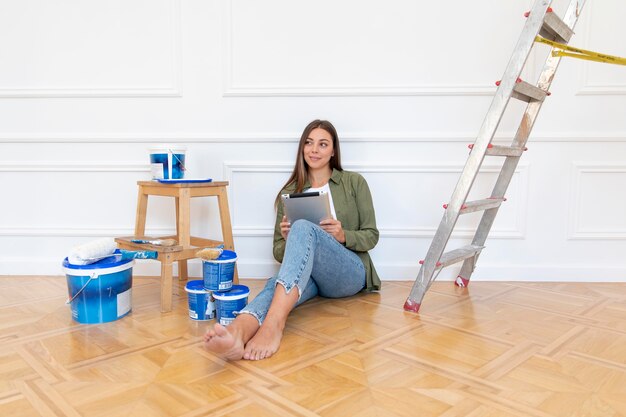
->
[176, 189, 191, 247]
[178, 259, 188, 282]
[135, 185, 148, 236]
[216, 186, 238, 283]
[160, 253, 174, 313]
[175, 190, 191, 282]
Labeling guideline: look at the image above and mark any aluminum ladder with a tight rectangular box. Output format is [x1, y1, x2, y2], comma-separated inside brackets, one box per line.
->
[404, 0, 587, 313]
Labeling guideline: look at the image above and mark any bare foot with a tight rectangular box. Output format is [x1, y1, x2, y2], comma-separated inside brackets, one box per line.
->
[203, 324, 244, 360]
[243, 319, 284, 360]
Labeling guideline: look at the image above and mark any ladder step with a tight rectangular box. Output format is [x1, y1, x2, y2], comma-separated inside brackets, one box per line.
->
[511, 80, 548, 102]
[443, 198, 506, 214]
[459, 198, 505, 214]
[486, 145, 527, 157]
[438, 245, 484, 269]
[540, 11, 574, 43]
[468, 143, 527, 157]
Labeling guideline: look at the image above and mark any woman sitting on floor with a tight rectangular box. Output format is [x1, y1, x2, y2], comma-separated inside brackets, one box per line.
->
[204, 119, 380, 360]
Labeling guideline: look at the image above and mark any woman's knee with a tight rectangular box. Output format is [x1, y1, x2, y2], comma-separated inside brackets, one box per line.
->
[290, 219, 316, 234]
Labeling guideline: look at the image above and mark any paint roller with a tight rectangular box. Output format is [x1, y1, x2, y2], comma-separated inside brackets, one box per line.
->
[68, 238, 158, 265]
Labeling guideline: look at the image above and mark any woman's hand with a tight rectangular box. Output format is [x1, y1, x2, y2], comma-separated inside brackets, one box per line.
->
[320, 218, 345, 243]
[280, 216, 291, 240]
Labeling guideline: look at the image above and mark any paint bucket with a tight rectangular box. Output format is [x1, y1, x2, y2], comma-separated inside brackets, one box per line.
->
[184, 280, 215, 321]
[63, 254, 134, 324]
[202, 250, 237, 292]
[212, 285, 249, 326]
[149, 145, 186, 179]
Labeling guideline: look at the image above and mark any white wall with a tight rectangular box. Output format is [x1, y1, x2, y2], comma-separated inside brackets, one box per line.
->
[1, 0, 624, 282]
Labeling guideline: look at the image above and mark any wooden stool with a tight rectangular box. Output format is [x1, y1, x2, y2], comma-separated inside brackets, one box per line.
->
[116, 180, 237, 312]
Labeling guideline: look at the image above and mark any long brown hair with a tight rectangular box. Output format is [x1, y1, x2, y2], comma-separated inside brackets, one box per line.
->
[275, 119, 343, 207]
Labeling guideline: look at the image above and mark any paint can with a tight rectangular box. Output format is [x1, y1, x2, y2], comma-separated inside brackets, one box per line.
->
[149, 145, 186, 179]
[212, 285, 249, 326]
[202, 250, 237, 292]
[184, 280, 216, 321]
[63, 256, 134, 324]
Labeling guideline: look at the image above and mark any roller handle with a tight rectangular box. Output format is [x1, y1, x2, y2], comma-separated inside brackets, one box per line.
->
[119, 250, 157, 260]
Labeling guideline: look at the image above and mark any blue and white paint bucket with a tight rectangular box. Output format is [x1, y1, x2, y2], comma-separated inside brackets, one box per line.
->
[212, 285, 249, 326]
[149, 145, 186, 180]
[63, 255, 134, 324]
[202, 250, 237, 292]
[184, 280, 215, 321]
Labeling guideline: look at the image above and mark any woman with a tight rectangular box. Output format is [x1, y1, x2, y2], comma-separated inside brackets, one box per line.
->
[204, 119, 380, 361]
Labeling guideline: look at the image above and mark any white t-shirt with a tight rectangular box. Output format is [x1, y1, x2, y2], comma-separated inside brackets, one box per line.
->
[305, 183, 337, 220]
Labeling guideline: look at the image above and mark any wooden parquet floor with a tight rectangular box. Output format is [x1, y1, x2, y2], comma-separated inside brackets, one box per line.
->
[1, 276, 625, 417]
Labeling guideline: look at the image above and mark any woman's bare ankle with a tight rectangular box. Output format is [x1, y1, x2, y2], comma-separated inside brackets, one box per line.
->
[243, 318, 286, 360]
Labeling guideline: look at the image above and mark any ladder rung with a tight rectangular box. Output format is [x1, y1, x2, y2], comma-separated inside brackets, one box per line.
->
[459, 198, 505, 214]
[438, 245, 484, 269]
[511, 81, 547, 102]
[469, 143, 527, 157]
[540, 11, 574, 43]
[486, 145, 527, 157]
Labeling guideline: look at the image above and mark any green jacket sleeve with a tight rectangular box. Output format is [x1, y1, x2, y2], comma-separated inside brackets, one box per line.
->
[343, 175, 379, 252]
[272, 197, 286, 262]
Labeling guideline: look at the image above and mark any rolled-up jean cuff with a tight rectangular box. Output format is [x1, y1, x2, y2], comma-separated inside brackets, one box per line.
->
[235, 310, 262, 326]
[275, 279, 303, 301]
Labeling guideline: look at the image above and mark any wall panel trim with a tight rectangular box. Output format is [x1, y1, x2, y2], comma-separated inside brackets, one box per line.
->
[2, 258, 624, 282]
[2, 132, 624, 144]
[222, 0, 509, 97]
[224, 161, 529, 239]
[576, 3, 626, 96]
[0, 161, 149, 172]
[568, 162, 626, 239]
[0, 0, 182, 98]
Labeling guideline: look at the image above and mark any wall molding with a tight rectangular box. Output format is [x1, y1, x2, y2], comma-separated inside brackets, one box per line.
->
[1, 132, 625, 144]
[223, 85, 499, 98]
[2, 258, 624, 282]
[575, 2, 626, 96]
[0, 226, 175, 237]
[568, 162, 626, 239]
[0, 161, 159, 235]
[578, 81, 626, 96]
[0, 160, 526, 239]
[232, 226, 523, 240]
[221, 0, 500, 97]
[224, 161, 529, 239]
[0, 161, 149, 172]
[0, 0, 182, 98]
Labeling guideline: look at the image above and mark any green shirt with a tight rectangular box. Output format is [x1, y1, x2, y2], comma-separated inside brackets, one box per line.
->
[273, 169, 381, 291]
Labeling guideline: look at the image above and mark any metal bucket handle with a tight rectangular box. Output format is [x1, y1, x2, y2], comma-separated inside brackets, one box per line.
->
[65, 271, 99, 305]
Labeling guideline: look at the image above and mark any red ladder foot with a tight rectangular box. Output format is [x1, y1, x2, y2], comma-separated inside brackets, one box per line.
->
[455, 275, 470, 287]
[403, 299, 421, 312]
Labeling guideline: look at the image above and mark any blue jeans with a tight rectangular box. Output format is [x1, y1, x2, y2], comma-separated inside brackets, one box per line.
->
[238, 219, 366, 325]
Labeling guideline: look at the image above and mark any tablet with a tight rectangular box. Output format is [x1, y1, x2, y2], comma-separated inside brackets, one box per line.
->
[281, 191, 332, 224]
